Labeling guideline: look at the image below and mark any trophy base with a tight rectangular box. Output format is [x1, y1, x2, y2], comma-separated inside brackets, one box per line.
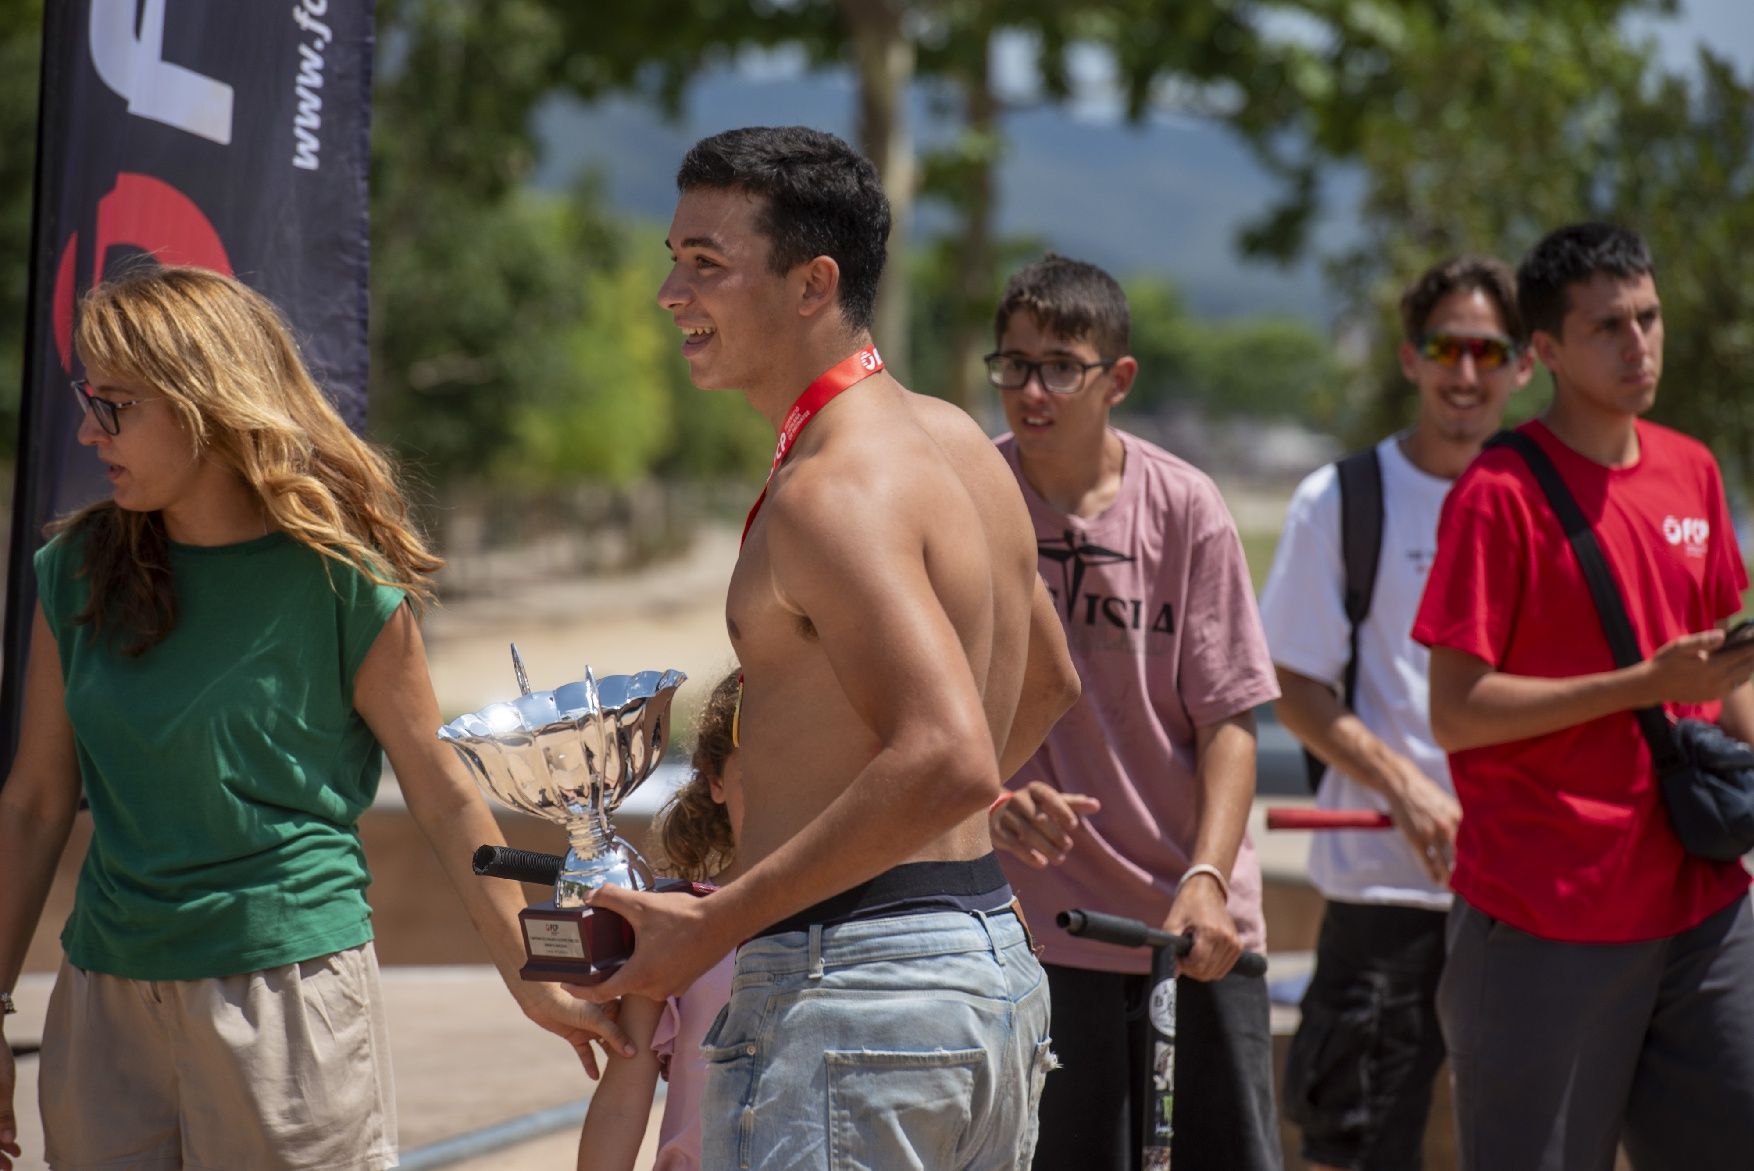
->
[516, 902, 634, 984]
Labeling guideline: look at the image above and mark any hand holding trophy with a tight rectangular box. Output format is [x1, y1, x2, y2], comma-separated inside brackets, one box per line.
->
[438, 646, 687, 983]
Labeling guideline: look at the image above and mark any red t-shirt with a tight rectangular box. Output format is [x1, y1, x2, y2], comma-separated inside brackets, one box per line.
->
[1412, 419, 1750, 942]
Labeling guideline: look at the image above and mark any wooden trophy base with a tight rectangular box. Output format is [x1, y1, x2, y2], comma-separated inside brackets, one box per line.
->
[517, 901, 634, 984]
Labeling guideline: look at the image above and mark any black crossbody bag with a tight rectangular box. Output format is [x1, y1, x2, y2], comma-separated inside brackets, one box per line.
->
[1488, 430, 1754, 862]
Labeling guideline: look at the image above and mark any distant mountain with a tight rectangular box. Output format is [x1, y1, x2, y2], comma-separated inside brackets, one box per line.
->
[531, 68, 1357, 323]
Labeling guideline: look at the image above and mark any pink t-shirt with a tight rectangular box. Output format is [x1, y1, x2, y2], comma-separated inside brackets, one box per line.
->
[997, 431, 1280, 973]
[649, 951, 736, 1170]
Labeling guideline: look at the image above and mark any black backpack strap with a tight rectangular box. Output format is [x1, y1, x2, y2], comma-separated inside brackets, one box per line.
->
[1304, 446, 1385, 790]
[1337, 448, 1385, 707]
[1482, 430, 1680, 771]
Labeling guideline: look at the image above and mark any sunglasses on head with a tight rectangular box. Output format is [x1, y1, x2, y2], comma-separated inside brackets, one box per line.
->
[1417, 334, 1519, 371]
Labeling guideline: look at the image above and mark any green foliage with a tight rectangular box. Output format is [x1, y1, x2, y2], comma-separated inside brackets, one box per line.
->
[1125, 275, 1341, 426]
[1250, 2, 1754, 496]
[369, 183, 612, 483]
[911, 245, 1343, 429]
[907, 231, 1048, 403]
[501, 241, 672, 486]
[501, 226, 772, 486]
[0, 0, 42, 459]
[368, 0, 781, 489]
[9, 0, 1740, 499]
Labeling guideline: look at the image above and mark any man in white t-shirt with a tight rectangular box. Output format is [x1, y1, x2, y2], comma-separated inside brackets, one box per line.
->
[1259, 257, 1532, 1171]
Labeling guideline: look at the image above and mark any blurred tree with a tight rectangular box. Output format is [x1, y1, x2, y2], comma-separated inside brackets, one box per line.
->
[501, 222, 772, 487]
[909, 229, 1049, 426]
[0, 0, 42, 459]
[1616, 54, 1754, 495]
[913, 0, 1301, 409]
[1125, 274, 1340, 425]
[1265, 1, 1661, 445]
[12, 0, 1731, 489]
[369, 0, 585, 484]
[1237, 3, 1753, 495]
[368, 0, 816, 488]
[540, 1, 1299, 409]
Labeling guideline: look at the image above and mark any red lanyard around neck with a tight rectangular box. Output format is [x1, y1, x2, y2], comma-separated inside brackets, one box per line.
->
[740, 345, 883, 547]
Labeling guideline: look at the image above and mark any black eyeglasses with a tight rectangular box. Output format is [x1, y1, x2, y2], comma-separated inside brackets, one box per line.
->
[70, 379, 151, 436]
[1417, 334, 1519, 371]
[983, 353, 1116, 395]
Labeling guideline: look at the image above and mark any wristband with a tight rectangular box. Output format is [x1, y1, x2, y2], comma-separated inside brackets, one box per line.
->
[988, 790, 1015, 814]
[0, 990, 14, 1016]
[1180, 862, 1230, 901]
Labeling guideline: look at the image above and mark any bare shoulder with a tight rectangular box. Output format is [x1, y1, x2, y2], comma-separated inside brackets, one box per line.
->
[902, 391, 1033, 529]
[767, 445, 907, 541]
[765, 423, 935, 565]
[905, 392, 1005, 466]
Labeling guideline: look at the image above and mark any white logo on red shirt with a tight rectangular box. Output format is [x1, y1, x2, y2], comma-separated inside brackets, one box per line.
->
[1662, 515, 1710, 558]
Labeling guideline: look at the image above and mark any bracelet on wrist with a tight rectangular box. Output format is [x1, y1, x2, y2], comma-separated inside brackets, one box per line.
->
[1179, 862, 1231, 902]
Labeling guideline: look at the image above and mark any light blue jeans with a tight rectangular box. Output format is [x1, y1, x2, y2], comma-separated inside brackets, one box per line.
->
[700, 907, 1054, 1170]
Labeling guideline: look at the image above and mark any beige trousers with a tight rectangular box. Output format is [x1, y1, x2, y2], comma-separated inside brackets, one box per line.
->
[39, 942, 396, 1171]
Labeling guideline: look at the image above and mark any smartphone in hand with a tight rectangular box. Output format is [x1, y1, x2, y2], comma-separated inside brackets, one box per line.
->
[1719, 618, 1754, 652]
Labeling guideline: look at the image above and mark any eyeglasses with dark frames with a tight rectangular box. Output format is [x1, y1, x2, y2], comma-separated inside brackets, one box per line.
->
[983, 352, 1117, 395]
[70, 379, 151, 436]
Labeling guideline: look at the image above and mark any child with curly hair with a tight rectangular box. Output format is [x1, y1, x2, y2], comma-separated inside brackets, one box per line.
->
[578, 669, 744, 1170]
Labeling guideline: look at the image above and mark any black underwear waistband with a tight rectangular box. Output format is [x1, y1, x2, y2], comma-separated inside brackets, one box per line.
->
[754, 852, 1013, 940]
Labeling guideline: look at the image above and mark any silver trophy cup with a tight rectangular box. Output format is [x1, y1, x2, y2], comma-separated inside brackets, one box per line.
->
[438, 646, 686, 982]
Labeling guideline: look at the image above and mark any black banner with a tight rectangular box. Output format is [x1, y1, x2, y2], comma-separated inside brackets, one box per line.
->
[2, 1, 376, 766]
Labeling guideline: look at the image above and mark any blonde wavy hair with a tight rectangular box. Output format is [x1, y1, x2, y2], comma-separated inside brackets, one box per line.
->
[656, 670, 741, 881]
[60, 264, 442, 655]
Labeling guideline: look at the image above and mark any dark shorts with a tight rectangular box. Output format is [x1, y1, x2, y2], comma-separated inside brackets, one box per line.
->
[1032, 961, 1282, 1171]
[1282, 900, 1448, 1171]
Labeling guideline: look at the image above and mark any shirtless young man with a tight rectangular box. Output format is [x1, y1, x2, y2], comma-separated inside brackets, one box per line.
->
[582, 127, 1081, 1169]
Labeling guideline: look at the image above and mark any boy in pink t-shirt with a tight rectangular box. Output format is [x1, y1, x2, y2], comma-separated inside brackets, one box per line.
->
[985, 254, 1282, 1171]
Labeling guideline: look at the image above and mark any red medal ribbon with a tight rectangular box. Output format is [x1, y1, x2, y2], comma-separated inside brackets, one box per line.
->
[740, 344, 883, 547]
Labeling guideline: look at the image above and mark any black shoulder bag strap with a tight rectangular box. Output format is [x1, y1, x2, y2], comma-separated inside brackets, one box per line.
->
[1304, 446, 1385, 790]
[1483, 430, 1682, 773]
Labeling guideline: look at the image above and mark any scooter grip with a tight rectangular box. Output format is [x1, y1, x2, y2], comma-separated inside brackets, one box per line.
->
[1265, 808, 1394, 831]
[1058, 908, 1268, 978]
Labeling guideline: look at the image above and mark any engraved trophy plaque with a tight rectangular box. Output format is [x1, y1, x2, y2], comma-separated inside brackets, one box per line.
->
[438, 647, 686, 983]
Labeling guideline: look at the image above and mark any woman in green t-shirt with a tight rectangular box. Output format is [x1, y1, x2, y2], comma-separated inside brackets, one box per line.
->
[0, 266, 630, 1171]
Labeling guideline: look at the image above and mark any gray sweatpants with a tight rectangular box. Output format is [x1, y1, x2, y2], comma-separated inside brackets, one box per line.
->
[1438, 892, 1754, 1171]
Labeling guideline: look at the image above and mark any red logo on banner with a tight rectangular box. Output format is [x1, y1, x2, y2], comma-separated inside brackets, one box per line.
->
[51, 171, 233, 371]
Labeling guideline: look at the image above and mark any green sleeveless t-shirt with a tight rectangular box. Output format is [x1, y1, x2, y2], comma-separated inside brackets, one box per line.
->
[35, 528, 405, 979]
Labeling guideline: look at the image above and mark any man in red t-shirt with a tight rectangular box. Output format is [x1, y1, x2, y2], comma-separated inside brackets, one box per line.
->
[1413, 222, 1754, 1169]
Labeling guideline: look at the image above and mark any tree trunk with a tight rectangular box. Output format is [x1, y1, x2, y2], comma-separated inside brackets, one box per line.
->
[946, 34, 996, 416]
[841, 0, 915, 378]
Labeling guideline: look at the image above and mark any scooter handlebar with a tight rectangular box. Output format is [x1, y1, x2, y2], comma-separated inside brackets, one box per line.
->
[1057, 908, 1268, 978]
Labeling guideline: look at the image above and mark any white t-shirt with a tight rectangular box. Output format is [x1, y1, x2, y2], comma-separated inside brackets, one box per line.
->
[1258, 434, 1454, 909]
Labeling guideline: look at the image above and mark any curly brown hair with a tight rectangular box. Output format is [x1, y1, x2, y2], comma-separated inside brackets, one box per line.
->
[656, 670, 740, 881]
